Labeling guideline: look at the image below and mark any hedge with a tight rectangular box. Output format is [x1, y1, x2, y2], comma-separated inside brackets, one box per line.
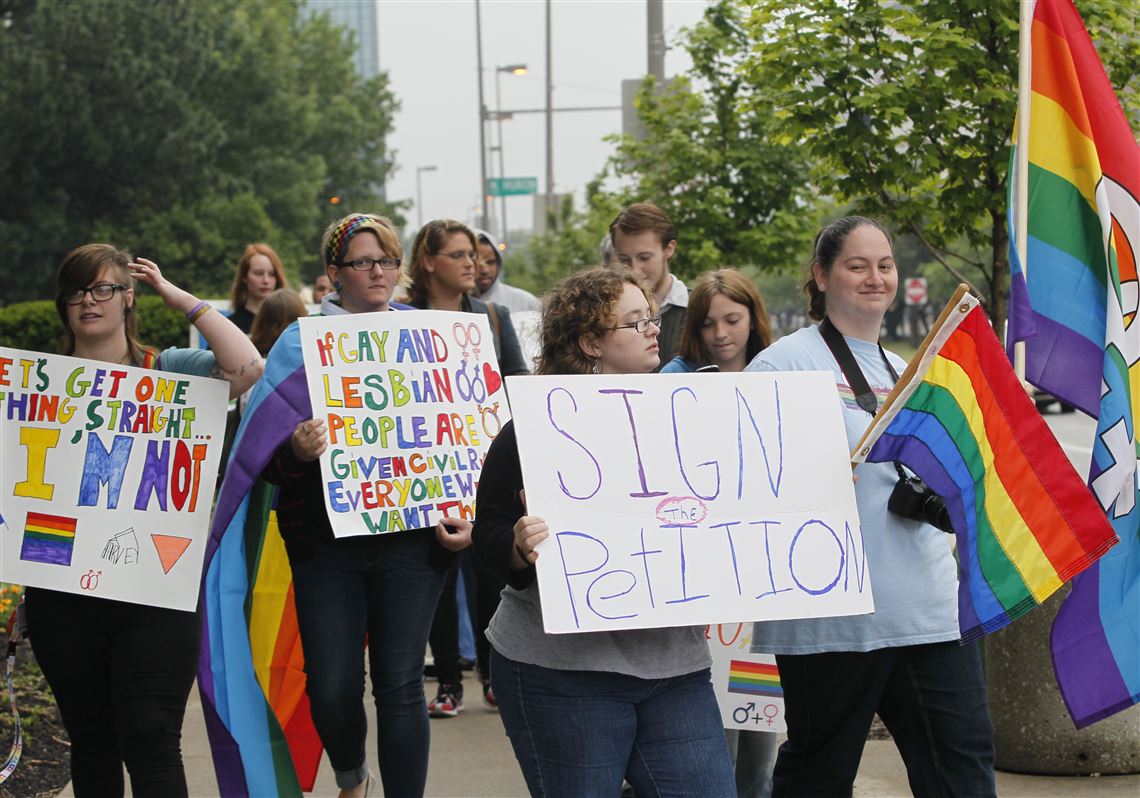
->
[0, 296, 191, 354]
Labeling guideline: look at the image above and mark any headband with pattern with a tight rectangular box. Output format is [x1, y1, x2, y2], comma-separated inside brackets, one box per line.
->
[324, 213, 392, 266]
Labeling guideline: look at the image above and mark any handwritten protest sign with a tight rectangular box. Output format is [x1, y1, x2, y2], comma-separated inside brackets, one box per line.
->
[508, 372, 872, 633]
[0, 348, 228, 610]
[707, 623, 785, 733]
[300, 310, 508, 537]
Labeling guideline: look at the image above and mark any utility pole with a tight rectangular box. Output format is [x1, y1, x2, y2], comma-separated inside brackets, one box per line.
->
[475, 0, 489, 231]
[648, 0, 665, 83]
[544, 0, 554, 227]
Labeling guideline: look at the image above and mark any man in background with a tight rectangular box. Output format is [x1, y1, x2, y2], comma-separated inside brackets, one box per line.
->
[609, 202, 688, 370]
[472, 228, 540, 312]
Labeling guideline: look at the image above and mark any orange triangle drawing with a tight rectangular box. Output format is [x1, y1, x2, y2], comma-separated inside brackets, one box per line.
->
[151, 534, 192, 574]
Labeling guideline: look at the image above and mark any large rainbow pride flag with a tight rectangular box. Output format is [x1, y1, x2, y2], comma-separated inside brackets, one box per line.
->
[197, 322, 322, 797]
[1006, 0, 1140, 727]
[853, 289, 1118, 643]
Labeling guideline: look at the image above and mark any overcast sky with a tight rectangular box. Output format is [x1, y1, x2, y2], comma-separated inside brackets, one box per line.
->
[377, 0, 711, 241]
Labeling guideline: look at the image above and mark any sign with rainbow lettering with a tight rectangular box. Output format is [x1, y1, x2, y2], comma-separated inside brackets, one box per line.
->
[707, 623, 785, 733]
[299, 310, 509, 537]
[0, 348, 229, 610]
[508, 371, 873, 633]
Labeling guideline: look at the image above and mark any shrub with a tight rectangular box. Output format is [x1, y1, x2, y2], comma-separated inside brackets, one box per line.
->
[0, 296, 190, 354]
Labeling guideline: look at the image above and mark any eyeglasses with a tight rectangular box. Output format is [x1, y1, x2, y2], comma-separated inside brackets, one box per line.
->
[611, 315, 662, 334]
[436, 250, 477, 263]
[338, 256, 401, 271]
[63, 283, 128, 305]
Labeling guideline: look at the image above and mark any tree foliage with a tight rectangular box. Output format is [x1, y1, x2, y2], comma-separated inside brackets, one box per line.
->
[607, 1, 823, 279]
[738, 0, 1136, 333]
[0, 0, 401, 303]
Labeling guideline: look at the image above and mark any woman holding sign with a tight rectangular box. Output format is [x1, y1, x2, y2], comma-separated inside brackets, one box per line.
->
[472, 266, 735, 797]
[24, 243, 263, 798]
[664, 267, 777, 797]
[745, 217, 995, 797]
[253, 212, 472, 798]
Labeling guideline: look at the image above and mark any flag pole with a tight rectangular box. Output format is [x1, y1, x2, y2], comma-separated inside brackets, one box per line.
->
[1014, 0, 1033, 380]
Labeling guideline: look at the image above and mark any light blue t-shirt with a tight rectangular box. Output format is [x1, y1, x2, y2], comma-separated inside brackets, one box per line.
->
[660, 356, 698, 373]
[157, 346, 216, 378]
[745, 325, 959, 653]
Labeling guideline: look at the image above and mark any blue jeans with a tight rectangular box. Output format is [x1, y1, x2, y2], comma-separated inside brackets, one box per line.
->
[290, 532, 447, 796]
[491, 649, 735, 797]
[772, 641, 995, 798]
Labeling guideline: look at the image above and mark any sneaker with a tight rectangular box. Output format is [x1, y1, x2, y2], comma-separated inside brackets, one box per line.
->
[428, 682, 464, 717]
[482, 681, 497, 710]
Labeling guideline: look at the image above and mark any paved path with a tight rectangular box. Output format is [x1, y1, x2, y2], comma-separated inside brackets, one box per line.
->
[55, 667, 1139, 797]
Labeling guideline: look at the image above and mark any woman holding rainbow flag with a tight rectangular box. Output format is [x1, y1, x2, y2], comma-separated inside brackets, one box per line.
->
[745, 216, 996, 797]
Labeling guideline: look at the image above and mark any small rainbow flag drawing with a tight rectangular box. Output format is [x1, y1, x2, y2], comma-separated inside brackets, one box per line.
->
[21, 512, 77, 566]
[727, 660, 782, 697]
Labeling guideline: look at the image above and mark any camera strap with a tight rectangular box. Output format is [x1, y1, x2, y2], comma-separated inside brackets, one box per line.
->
[818, 317, 907, 481]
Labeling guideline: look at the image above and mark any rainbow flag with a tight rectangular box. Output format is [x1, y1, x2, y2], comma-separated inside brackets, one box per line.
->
[1006, 0, 1140, 727]
[197, 322, 322, 797]
[853, 290, 1118, 643]
[727, 660, 781, 698]
[21, 512, 77, 566]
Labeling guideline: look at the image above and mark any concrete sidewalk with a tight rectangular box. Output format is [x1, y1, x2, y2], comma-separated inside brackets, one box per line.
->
[56, 670, 1139, 797]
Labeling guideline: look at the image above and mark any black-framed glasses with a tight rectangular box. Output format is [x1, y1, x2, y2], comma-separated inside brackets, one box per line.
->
[338, 256, 401, 271]
[611, 315, 662, 334]
[63, 283, 128, 305]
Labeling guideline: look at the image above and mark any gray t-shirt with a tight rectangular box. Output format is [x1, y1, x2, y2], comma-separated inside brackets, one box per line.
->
[745, 325, 959, 654]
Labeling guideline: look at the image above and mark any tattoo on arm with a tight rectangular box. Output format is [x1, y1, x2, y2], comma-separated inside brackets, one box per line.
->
[212, 357, 261, 382]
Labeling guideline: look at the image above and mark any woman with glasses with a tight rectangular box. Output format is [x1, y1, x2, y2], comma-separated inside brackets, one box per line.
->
[227, 212, 472, 798]
[24, 244, 263, 797]
[472, 266, 735, 797]
[407, 219, 528, 716]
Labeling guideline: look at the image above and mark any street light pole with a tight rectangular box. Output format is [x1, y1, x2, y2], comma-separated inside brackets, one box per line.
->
[415, 165, 438, 230]
[474, 0, 489, 230]
[494, 64, 527, 246]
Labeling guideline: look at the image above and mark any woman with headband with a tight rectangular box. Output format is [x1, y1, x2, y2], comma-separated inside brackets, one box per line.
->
[237, 213, 473, 798]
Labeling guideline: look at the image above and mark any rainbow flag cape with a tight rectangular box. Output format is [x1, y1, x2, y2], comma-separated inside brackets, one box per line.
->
[197, 322, 321, 797]
[1006, 0, 1140, 727]
[853, 289, 1118, 643]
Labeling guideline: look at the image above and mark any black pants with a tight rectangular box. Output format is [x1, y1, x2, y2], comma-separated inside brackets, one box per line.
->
[25, 587, 200, 798]
[428, 547, 504, 685]
[772, 641, 995, 798]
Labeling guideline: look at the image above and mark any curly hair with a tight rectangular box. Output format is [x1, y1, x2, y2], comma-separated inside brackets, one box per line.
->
[536, 266, 657, 376]
[407, 219, 477, 307]
[803, 215, 892, 321]
[678, 268, 772, 367]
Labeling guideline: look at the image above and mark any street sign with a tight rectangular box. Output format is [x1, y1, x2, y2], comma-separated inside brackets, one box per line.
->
[904, 277, 928, 306]
[488, 176, 538, 196]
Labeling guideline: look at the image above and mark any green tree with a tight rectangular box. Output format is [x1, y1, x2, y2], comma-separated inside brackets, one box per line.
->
[0, 0, 402, 304]
[739, 0, 1136, 333]
[607, 1, 823, 279]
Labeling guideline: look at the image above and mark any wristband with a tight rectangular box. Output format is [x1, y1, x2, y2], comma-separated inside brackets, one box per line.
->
[186, 301, 211, 323]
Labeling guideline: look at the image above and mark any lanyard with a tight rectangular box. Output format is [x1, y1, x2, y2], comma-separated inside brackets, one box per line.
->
[818, 317, 899, 417]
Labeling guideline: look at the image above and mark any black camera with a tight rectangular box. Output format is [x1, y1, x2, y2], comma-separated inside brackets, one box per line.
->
[888, 475, 955, 534]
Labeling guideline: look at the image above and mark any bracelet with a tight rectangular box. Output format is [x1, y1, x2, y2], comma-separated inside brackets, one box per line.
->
[186, 301, 211, 323]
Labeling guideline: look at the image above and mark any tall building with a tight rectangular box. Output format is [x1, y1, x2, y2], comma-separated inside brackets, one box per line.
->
[305, 0, 379, 80]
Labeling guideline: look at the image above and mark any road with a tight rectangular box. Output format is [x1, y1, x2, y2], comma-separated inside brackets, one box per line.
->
[58, 408, 1139, 796]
